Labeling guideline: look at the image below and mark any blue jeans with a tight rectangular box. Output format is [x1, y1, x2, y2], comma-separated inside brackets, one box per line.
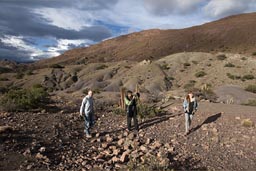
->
[185, 113, 193, 133]
[84, 112, 95, 135]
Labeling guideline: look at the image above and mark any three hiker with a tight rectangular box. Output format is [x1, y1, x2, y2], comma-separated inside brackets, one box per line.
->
[80, 90, 95, 138]
[183, 91, 198, 135]
[124, 90, 139, 132]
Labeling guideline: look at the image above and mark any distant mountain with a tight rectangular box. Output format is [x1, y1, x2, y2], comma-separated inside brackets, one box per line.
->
[36, 12, 256, 67]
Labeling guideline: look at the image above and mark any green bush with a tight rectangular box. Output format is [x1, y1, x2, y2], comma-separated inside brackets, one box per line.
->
[137, 103, 162, 119]
[224, 63, 235, 67]
[242, 74, 254, 80]
[217, 54, 227, 60]
[195, 71, 207, 78]
[184, 80, 196, 91]
[0, 87, 48, 112]
[245, 85, 256, 93]
[192, 61, 198, 64]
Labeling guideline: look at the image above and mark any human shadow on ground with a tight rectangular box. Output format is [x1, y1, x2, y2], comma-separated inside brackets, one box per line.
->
[98, 112, 183, 136]
[190, 112, 222, 134]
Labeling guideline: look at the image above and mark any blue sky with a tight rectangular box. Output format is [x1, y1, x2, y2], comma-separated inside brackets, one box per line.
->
[0, 0, 256, 62]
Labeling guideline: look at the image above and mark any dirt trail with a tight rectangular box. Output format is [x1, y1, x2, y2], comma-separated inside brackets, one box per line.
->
[0, 99, 255, 170]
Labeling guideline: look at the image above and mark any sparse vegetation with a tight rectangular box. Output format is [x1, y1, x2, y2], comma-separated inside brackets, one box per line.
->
[183, 63, 191, 67]
[82, 88, 101, 95]
[224, 63, 235, 67]
[192, 60, 198, 65]
[0, 86, 48, 112]
[217, 54, 227, 60]
[242, 74, 254, 80]
[245, 85, 256, 93]
[195, 71, 206, 78]
[96, 64, 108, 70]
[241, 57, 247, 60]
[26, 70, 34, 75]
[50, 64, 65, 69]
[0, 67, 12, 74]
[184, 80, 196, 91]
[227, 73, 241, 80]
[112, 107, 125, 115]
[252, 52, 256, 56]
[241, 119, 254, 127]
[137, 103, 163, 120]
[0, 77, 9, 81]
[160, 63, 170, 70]
[15, 72, 24, 79]
[242, 99, 256, 106]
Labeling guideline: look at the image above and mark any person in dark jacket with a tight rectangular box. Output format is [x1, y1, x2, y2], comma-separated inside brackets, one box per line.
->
[124, 90, 139, 132]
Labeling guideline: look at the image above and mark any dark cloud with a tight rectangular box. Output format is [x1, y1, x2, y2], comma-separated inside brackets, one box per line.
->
[0, 4, 111, 41]
[0, 0, 116, 61]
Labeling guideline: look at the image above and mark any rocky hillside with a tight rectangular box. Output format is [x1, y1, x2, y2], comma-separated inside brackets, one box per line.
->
[35, 12, 256, 67]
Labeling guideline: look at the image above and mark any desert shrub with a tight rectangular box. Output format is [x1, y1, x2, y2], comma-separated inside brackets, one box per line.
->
[241, 119, 254, 127]
[165, 76, 175, 81]
[0, 87, 48, 112]
[112, 107, 125, 115]
[192, 61, 198, 64]
[217, 54, 227, 60]
[197, 88, 217, 102]
[243, 99, 256, 106]
[242, 74, 254, 80]
[137, 103, 163, 120]
[183, 63, 191, 67]
[96, 64, 108, 70]
[195, 71, 206, 78]
[15, 72, 24, 79]
[160, 63, 170, 70]
[245, 85, 256, 93]
[26, 70, 33, 75]
[0, 77, 9, 81]
[252, 52, 256, 56]
[224, 63, 235, 67]
[50, 64, 64, 69]
[241, 57, 247, 60]
[71, 75, 78, 82]
[226, 73, 241, 80]
[184, 80, 196, 91]
[0, 67, 12, 74]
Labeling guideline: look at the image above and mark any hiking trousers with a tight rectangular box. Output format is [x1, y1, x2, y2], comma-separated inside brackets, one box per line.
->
[185, 112, 193, 133]
[127, 114, 139, 131]
[84, 112, 95, 135]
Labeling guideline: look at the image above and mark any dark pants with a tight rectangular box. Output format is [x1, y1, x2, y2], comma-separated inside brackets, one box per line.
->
[84, 112, 95, 135]
[127, 113, 139, 131]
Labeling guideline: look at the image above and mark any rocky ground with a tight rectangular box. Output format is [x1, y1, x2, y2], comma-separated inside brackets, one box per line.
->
[0, 96, 255, 171]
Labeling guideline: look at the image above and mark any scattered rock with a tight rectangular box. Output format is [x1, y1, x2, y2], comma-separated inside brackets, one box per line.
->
[120, 151, 129, 163]
[102, 143, 109, 149]
[117, 138, 125, 146]
[39, 147, 46, 153]
[112, 156, 119, 163]
[140, 145, 147, 152]
[0, 125, 13, 133]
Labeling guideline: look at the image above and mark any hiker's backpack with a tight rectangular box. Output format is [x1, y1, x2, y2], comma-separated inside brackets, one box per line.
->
[188, 101, 195, 114]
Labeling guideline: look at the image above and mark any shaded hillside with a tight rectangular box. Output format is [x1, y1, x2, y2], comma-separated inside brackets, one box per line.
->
[35, 13, 256, 67]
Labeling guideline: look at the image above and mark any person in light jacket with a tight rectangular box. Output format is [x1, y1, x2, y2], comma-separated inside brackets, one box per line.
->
[183, 92, 198, 135]
[80, 90, 95, 138]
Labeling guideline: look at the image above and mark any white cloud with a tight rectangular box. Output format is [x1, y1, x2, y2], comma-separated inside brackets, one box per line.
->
[48, 39, 93, 52]
[204, 0, 256, 18]
[143, 0, 202, 16]
[34, 7, 94, 31]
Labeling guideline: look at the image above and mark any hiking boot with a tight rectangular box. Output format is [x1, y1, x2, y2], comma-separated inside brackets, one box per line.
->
[86, 134, 92, 138]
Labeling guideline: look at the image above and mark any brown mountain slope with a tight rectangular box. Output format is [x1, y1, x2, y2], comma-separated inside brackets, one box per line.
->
[36, 12, 256, 67]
